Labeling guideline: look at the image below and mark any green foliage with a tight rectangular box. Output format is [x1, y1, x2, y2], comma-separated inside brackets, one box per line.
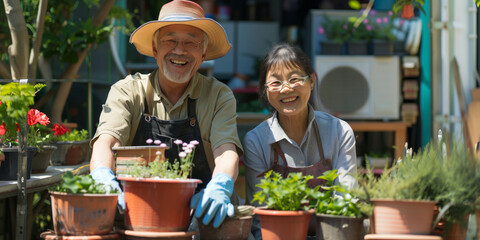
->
[56, 129, 88, 142]
[51, 171, 118, 194]
[319, 16, 350, 44]
[0, 83, 45, 149]
[308, 170, 367, 218]
[392, 0, 425, 18]
[252, 170, 312, 211]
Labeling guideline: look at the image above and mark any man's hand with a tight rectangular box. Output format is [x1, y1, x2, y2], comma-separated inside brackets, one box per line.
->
[190, 173, 234, 228]
[90, 166, 125, 210]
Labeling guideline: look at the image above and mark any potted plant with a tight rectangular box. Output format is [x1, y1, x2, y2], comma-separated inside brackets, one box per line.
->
[116, 139, 202, 234]
[50, 124, 90, 166]
[308, 170, 368, 240]
[252, 170, 313, 240]
[49, 171, 119, 236]
[198, 205, 255, 240]
[371, 15, 395, 55]
[317, 15, 349, 55]
[346, 17, 373, 55]
[0, 82, 45, 180]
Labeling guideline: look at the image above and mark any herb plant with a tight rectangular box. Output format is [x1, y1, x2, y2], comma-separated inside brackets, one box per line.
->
[252, 170, 312, 211]
[51, 171, 119, 194]
[120, 139, 197, 179]
[308, 170, 366, 218]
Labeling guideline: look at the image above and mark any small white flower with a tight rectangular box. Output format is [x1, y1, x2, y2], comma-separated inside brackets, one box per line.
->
[174, 139, 183, 145]
[146, 139, 153, 144]
[154, 140, 161, 145]
[182, 142, 188, 147]
[160, 143, 167, 148]
[179, 152, 187, 158]
[185, 148, 192, 154]
[190, 140, 199, 145]
[156, 151, 162, 155]
[187, 144, 194, 149]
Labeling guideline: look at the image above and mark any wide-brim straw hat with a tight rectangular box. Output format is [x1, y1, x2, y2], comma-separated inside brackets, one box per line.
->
[129, 0, 231, 60]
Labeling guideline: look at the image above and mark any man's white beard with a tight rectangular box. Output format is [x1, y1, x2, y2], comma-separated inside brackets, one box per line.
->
[162, 60, 194, 84]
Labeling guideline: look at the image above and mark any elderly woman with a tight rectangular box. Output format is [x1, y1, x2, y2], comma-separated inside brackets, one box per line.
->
[243, 43, 357, 239]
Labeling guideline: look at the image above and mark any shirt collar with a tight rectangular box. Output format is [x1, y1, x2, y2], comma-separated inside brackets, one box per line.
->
[266, 104, 316, 145]
[150, 70, 202, 103]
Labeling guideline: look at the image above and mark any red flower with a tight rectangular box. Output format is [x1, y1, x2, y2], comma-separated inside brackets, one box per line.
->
[0, 123, 5, 136]
[52, 123, 69, 136]
[28, 109, 50, 126]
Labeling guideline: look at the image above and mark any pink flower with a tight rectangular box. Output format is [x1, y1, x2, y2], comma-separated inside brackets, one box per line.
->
[174, 139, 183, 145]
[317, 27, 324, 34]
[154, 139, 161, 145]
[160, 143, 167, 148]
[388, 11, 393, 16]
[190, 140, 199, 146]
[363, 19, 369, 24]
[366, 25, 373, 31]
[178, 152, 186, 158]
[146, 139, 153, 144]
[383, 17, 388, 23]
[376, 18, 382, 24]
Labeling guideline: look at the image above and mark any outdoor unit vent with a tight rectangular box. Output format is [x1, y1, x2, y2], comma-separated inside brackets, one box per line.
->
[312, 56, 400, 120]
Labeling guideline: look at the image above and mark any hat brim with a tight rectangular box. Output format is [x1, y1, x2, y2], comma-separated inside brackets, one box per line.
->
[130, 19, 231, 60]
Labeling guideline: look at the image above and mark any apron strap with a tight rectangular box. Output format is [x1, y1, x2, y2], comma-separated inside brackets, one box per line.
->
[272, 142, 284, 166]
[146, 74, 155, 115]
[313, 120, 326, 161]
[187, 98, 196, 127]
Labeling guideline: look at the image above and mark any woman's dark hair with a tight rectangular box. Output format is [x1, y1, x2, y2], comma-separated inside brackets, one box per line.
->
[258, 43, 315, 111]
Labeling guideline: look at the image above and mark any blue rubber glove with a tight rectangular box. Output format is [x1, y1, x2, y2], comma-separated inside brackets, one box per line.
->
[190, 173, 235, 228]
[90, 166, 125, 210]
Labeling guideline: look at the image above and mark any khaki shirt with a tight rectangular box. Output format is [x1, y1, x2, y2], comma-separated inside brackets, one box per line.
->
[92, 70, 243, 167]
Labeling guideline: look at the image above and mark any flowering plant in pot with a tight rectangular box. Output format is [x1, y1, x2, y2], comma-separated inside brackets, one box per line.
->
[116, 139, 202, 234]
[49, 171, 119, 236]
[252, 170, 313, 240]
[50, 123, 90, 166]
[317, 15, 349, 55]
[0, 82, 46, 180]
[307, 170, 369, 240]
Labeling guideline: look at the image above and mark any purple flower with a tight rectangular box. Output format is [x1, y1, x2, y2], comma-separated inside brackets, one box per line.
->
[179, 152, 187, 158]
[370, 10, 376, 16]
[174, 139, 183, 145]
[366, 25, 372, 31]
[154, 140, 161, 145]
[317, 27, 325, 34]
[343, 24, 348, 29]
[146, 139, 153, 144]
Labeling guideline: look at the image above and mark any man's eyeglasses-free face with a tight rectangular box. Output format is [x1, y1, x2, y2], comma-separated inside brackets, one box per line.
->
[160, 37, 203, 52]
[264, 75, 310, 92]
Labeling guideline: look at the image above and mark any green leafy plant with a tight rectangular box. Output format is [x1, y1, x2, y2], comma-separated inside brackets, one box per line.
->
[50, 171, 119, 194]
[252, 170, 312, 211]
[318, 15, 350, 44]
[120, 139, 197, 179]
[346, 17, 373, 41]
[308, 170, 368, 218]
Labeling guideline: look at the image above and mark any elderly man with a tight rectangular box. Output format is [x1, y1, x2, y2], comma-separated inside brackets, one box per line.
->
[89, 0, 242, 229]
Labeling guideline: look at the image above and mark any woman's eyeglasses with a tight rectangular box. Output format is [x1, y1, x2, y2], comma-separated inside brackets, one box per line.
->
[264, 76, 309, 92]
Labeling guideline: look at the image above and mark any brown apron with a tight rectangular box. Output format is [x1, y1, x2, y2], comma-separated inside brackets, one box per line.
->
[257, 120, 332, 188]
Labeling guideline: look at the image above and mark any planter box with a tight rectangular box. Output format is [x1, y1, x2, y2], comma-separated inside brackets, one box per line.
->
[320, 41, 345, 55]
[372, 40, 394, 55]
[198, 215, 253, 240]
[51, 140, 90, 166]
[0, 147, 37, 180]
[315, 214, 364, 240]
[347, 41, 369, 55]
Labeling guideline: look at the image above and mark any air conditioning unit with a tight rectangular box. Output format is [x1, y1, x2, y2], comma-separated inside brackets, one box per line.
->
[311, 56, 400, 120]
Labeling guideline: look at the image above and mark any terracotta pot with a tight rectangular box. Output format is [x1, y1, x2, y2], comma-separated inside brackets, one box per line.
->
[50, 191, 118, 235]
[198, 215, 253, 240]
[118, 176, 201, 232]
[401, 4, 415, 19]
[32, 145, 57, 173]
[253, 207, 312, 240]
[51, 140, 90, 166]
[119, 229, 196, 240]
[0, 147, 37, 180]
[371, 199, 436, 235]
[315, 214, 364, 240]
[112, 146, 167, 174]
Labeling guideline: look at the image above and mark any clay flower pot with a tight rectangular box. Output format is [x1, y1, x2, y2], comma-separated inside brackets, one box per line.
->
[32, 145, 57, 173]
[50, 191, 118, 235]
[51, 140, 90, 166]
[253, 207, 313, 240]
[118, 176, 201, 232]
[371, 199, 436, 235]
[315, 214, 365, 240]
[198, 205, 255, 240]
[113, 145, 167, 174]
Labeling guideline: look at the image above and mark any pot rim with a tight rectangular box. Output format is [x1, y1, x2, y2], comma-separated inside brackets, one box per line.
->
[253, 206, 313, 216]
[1, 146, 38, 152]
[54, 139, 90, 144]
[315, 213, 365, 219]
[49, 191, 119, 197]
[117, 175, 202, 184]
[113, 145, 169, 151]
[371, 198, 437, 204]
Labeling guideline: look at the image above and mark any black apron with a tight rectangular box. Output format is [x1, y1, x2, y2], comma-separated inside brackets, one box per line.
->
[257, 120, 333, 188]
[131, 88, 211, 191]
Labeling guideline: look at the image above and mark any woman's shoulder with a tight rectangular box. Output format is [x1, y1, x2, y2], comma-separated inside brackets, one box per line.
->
[313, 111, 352, 131]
